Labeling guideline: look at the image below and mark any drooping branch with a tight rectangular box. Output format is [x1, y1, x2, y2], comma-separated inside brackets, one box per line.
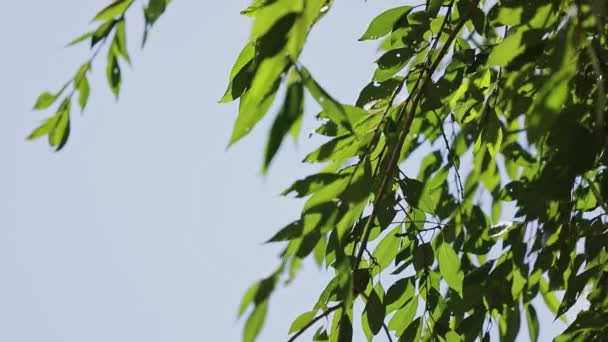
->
[352, 0, 481, 274]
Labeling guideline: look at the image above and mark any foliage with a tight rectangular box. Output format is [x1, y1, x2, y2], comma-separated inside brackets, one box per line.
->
[31, 0, 608, 341]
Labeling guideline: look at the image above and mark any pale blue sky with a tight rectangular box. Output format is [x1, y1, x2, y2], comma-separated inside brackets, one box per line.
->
[1, 1, 577, 341]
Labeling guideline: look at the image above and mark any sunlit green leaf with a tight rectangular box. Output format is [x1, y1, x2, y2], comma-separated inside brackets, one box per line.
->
[359, 6, 413, 41]
[437, 241, 464, 297]
[243, 300, 268, 342]
[93, 0, 134, 22]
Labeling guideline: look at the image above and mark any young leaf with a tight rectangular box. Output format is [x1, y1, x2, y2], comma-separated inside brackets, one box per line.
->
[437, 241, 464, 297]
[238, 282, 260, 317]
[77, 76, 90, 111]
[66, 31, 93, 47]
[33, 92, 59, 110]
[359, 6, 413, 41]
[243, 301, 268, 342]
[113, 19, 131, 64]
[27, 116, 58, 141]
[106, 53, 122, 97]
[49, 107, 71, 151]
[92, 19, 117, 47]
[93, 0, 135, 22]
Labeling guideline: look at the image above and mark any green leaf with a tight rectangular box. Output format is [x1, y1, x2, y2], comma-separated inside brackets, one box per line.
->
[66, 31, 93, 47]
[263, 74, 303, 173]
[266, 220, 302, 243]
[437, 241, 464, 297]
[142, 0, 169, 46]
[250, 1, 302, 39]
[49, 109, 70, 151]
[243, 300, 268, 342]
[372, 225, 401, 272]
[525, 304, 539, 342]
[106, 52, 121, 97]
[556, 268, 597, 319]
[77, 76, 90, 111]
[388, 297, 418, 335]
[374, 48, 412, 82]
[229, 82, 280, 146]
[144, 0, 167, 24]
[33, 92, 59, 110]
[364, 288, 385, 335]
[27, 116, 58, 141]
[539, 277, 567, 323]
[239, 282, 260, 317]
[228, 12, 295, 146]
[282, 173, 344, 198]
[93, 0, 135, 21]
[298, 66, 352, 132]
[337, 312, 353, 342]
[289, 310, 316, 333]
[113, 19, 131, 64]
[413, 243, 433, 272]
[385, 277, 414, 313]
[92, 19, 117, 47]
[241, 0, 270, 17]
[356, 77, 403, 109]
[220, 43, 255, 103]
[359, 6, 413, 41]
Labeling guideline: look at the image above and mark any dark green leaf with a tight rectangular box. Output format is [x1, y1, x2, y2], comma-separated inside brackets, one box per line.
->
[263, 74, 303, 173]
[364, 288, 385, 335]
[106, 53, 121, 97]
[525, 304, 539, 342]
[266, 221, 302, 243]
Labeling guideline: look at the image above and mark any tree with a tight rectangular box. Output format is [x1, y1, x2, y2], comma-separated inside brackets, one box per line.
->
[29, 0, 608, 341]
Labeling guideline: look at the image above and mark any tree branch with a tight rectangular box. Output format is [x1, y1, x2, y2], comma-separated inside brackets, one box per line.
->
[352, 0, 481, 274]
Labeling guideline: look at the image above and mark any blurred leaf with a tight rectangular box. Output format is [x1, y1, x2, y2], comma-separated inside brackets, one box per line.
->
[106, 52, 121, 97]
[289, 310, 316, 333]
[93, 0, 134, 21]
[243, 300, 268, 342]
[263, 74, 304, 173]
[525, 304, 539, 342]
[33, 92, 59, 110]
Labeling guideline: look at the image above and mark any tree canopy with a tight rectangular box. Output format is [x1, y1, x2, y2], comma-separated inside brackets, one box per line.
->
[30, 0, 608, 341]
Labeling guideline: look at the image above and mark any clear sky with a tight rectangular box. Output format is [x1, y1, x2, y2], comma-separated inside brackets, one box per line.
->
[1, 1, 579, 341]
